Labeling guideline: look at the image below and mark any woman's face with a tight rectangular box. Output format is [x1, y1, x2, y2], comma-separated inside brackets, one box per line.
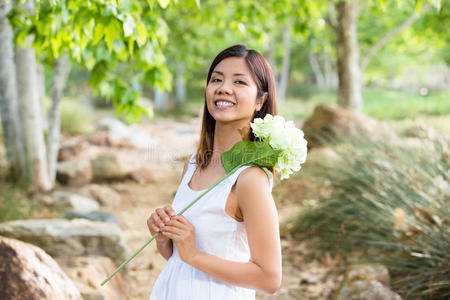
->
[205, 57, 265, 124]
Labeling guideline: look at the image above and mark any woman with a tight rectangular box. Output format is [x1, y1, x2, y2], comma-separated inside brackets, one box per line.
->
[148, 44, 281, 299]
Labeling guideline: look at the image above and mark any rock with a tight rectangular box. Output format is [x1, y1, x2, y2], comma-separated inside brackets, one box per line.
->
[90, 153, 130, 181]
[0, 219, 131, 268]
[56, 159, 92, 186]
[303, 147, 343, 167]
[345, 263, 390, 285]
[80, 184, 122, 207]
[302, 103, 396, 149]
[337, 280, 402, 300]
[64, 211, 121, 227]
[52, 191, 99, 213]
[96, 118, 131, 140]
[403, 124, 440, 140]
[391, 137, 439, 153]
[336, 264, 402, 300]
[87, 131, 121, 147]
[0, 236, 82, 300]
[58, 140, 90, 162]
[128, 168, 155, 184]
[56, 256, 126, 300]
[96, 117, 158, 149]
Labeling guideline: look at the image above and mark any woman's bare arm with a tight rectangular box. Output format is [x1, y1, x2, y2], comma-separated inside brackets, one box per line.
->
[189, 167, 282, 294]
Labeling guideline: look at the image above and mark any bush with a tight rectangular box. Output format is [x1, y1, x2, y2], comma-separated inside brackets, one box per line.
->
[294, 135, 449, 299]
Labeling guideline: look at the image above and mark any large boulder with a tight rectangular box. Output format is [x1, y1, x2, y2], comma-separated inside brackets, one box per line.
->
[56, 256, 126, 300]
[56, 159, 92, 186]
[302, 103, 395, 149]
[0, 236, 82, 300]
[336, 263, 402, 300]
[90, 153, 131, 181]
[80, 184, 122, 207]
[64, 211, 121, 227]
[52, 191, 99, 213]
[0, 219, 130, 268]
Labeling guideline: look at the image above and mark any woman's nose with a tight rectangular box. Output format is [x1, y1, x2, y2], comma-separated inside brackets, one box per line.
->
[217, 79, 233, 94]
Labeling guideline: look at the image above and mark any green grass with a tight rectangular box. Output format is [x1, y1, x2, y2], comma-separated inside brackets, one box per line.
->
[362, 89, 450, 120]
[277, 88, 450, 122]
[292, 136, 449, 299]
[0, 184, 37, 222]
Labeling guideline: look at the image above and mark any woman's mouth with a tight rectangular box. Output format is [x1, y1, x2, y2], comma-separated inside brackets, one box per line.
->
[215, 100, 235, 109]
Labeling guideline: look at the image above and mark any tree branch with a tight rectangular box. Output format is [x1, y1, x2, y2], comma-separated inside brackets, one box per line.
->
[360, 3, 431, 71]
[324, 2, 337, 32]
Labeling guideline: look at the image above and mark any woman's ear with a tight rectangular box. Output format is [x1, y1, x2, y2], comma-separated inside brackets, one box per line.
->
[256, 92, 268, 111]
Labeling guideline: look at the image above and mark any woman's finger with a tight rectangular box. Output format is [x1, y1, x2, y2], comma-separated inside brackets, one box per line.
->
[162, 231, 179, 240]
[151, 212, 164, 227]
[164, 205, 177, 218]
[173, 215, 189, 226]
[156, 208, 170, 223]
[163, 224, 184, 236]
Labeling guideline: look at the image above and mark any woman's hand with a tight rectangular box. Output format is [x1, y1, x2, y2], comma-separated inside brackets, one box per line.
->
[161, 215, 199, 264]
[147, 205, 177, 244]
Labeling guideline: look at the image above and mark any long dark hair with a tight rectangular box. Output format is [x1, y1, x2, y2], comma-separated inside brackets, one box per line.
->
[195, 44, 278, 172]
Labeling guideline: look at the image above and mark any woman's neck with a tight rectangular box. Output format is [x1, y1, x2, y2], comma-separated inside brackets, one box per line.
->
[210, 120, 251, 166]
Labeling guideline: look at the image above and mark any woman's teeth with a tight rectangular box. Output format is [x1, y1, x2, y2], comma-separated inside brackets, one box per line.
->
[215, 101, 235, 107]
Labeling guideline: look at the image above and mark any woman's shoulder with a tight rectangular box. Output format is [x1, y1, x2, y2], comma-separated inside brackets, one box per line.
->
[236, 166, 272, 190]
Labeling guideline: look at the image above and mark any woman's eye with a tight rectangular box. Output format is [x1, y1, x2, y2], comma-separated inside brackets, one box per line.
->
[236, 80, 246, 85]
[211, 78, 221, 82]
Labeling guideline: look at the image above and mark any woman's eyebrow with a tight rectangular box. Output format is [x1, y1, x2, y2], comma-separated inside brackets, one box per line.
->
[212, 70, 249, 78]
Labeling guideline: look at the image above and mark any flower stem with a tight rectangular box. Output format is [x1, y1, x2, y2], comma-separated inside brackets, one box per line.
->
[100, 166, 240, 286]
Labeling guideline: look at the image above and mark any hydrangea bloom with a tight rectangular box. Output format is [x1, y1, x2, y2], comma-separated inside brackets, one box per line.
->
[251, 114, 308, 179]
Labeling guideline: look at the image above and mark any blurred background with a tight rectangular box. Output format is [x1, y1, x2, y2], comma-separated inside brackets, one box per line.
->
[0, 0, 448, 299]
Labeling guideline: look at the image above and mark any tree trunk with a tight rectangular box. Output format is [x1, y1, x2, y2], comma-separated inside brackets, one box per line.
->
[308, 51, 326, 87]
[277, 22, 292, 102]
[0, 1, 26, 180]
[47, 54, 70, 182]
[153, 86, 166, 111]
[36, 63, 47, 133]
[322, 50, 337, 89]
[335, 0, 362, 111]
[175, 62, 186, 107]
[16, 30, 52, 191]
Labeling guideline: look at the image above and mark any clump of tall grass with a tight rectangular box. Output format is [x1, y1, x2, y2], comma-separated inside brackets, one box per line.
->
[294, 135, 449, 299]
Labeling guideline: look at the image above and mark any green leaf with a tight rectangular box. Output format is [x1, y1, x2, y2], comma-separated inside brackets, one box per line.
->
[93, 22, 105, 45]
[158, 0, 170, 9]
[221, 141, 281, 174]
[415, 0, 423, 13]
[128, 35, 135, 54]
[136, 22, 148, 46]
[105, 19, 120, 52]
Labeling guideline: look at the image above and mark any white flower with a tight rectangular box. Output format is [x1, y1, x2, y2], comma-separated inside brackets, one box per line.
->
[250, 114, 308, 180]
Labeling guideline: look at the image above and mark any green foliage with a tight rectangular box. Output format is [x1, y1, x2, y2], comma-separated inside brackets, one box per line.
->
[293, 136, 449, 299]
[59, 98, 93, 135]
[7, 0, 173, 123]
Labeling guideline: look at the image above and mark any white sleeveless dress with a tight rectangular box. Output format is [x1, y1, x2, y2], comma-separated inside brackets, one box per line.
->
[149, 152, 273, 300]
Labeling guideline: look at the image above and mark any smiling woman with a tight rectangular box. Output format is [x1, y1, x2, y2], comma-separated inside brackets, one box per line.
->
[148, 44, 281, 300]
